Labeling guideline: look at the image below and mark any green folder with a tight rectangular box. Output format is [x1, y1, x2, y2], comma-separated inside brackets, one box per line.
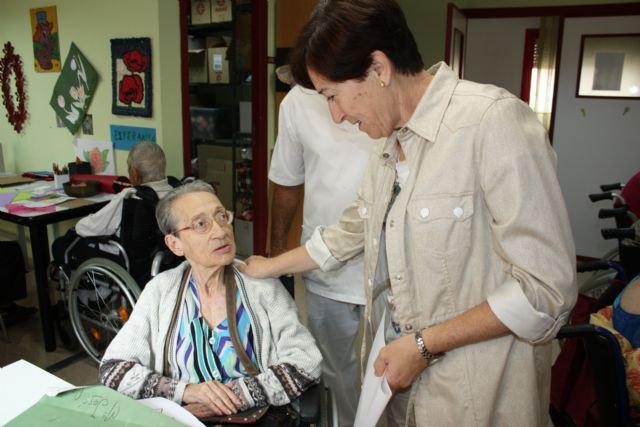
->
[6, 385, 186, 426]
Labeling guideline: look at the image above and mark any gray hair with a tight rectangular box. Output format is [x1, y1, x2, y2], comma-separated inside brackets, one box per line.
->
[156, 179, 217, 235]
[127, 142, 166, 183]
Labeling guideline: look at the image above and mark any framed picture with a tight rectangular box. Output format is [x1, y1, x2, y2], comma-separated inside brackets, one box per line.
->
[111, 37, 152, 117]
[576, 33, 640, 99]
[451, 29, 465, 79]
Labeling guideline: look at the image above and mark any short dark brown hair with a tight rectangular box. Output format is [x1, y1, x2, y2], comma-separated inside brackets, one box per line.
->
[290, 0, 423, 89]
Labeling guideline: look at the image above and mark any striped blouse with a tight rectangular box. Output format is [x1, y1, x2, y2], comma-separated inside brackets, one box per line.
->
[174, 276, 257, 383]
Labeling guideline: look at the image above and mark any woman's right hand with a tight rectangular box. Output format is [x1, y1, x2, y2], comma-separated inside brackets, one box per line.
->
[183, 381, 241, 416]
[236, 256, 275, 278]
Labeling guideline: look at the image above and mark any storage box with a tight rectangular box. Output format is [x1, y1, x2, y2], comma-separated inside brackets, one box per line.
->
[191, 0, 211, 25]
[239, 102, 252, 134]
[197, 145, 233, 209]
[208, 46, 229, 83]
[190, 107, 232, 142]
[188, 49, 208, 83]
[210, 0, 232, 23]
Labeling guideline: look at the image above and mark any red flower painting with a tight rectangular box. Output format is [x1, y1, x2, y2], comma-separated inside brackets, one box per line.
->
[119, 74, 144, 104]
[122, 50, 148, 73]
[111, 38, 152, 117]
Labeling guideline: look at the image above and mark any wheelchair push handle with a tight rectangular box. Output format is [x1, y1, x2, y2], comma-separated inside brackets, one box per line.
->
[600, 182, 623, 192]
[598, 206, 629, 219]
[601, 227, 636, 240]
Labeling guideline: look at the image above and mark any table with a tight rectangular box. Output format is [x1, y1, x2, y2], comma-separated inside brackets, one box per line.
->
[0, 184, 110, 351]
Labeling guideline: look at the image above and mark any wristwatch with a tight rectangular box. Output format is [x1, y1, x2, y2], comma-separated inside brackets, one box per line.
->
[415, 329, 443, 364]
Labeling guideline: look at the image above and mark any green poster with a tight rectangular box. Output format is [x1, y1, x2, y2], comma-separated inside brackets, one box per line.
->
[50, 42, 99, 134]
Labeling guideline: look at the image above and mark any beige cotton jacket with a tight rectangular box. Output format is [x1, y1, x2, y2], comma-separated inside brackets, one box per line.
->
[305, 63, 577, 426]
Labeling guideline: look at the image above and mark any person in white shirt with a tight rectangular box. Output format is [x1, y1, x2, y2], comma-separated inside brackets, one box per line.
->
[51, 142, 174, 269]
[269, 84, 377, 426]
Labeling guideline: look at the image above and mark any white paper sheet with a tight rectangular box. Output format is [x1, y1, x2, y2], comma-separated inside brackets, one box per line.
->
[139, 397, 205, 427]
[0, 359, 74, 425]
[354, 312, 393, 427]
[73, 138, 116, 175]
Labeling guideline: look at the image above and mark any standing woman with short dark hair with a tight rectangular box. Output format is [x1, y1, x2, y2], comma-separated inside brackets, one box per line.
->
[239, 1, 577, 425]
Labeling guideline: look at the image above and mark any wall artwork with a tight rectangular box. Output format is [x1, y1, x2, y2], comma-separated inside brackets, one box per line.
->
[111, 38, 152, 117]
[49, 42, 99, 134]
[577, 33, 640, 99]
[29, 6, 61, 72]
[73, 138, 115, 175]
[0, 42, 28, 133]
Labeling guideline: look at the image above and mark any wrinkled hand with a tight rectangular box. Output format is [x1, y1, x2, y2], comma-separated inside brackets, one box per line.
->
[183, 381, 241, 416]
[236, 255, 276, 278]
[373, 334, 428, 392]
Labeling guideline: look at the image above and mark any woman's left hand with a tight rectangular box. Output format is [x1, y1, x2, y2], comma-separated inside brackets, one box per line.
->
[373, 334, 428, 392]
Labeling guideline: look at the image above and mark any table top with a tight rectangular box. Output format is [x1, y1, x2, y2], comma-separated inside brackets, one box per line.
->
[0, 181, 113, 225]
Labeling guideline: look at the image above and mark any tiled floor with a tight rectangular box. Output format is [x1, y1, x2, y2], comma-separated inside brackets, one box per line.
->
[0, 269, 310, 386]
[0, 270, 99, 384]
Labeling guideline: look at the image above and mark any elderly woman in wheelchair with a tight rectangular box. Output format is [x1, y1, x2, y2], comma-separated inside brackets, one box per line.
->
[98, 180, 323, 421]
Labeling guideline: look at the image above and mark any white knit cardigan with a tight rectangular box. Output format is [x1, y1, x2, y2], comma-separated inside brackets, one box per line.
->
[99, 261, 323, 409]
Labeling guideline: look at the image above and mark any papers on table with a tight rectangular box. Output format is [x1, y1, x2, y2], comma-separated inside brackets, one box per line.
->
[354, 311, 393, 427]
[0, 359, 74, 426]
[0, 360, 198, 426]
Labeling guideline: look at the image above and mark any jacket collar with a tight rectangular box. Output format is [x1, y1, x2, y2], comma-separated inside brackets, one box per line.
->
[399, 62, 459, 144]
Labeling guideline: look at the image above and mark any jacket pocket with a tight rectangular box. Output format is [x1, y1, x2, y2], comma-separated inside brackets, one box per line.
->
[406, 193, 474, 255]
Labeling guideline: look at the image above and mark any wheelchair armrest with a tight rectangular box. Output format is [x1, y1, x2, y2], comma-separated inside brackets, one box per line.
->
[297, 383, 321, 424]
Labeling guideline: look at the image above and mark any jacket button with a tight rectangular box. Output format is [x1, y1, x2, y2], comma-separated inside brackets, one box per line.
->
[395, 274, 403, 281]
[382, 153, 390, 159]
[404, 324, 413, 331]
[453, 207, 464, 218]
[420, 207, 430, 218]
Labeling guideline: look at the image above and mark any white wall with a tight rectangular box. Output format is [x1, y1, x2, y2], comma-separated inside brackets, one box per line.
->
[465, 17, 540, 96]
[553, 15, 640, 258]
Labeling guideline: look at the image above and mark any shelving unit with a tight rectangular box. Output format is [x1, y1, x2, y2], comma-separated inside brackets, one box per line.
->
[179, 0, 267, 256]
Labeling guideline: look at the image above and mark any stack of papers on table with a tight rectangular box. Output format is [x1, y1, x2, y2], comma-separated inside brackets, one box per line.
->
[0, 360, 203, 426]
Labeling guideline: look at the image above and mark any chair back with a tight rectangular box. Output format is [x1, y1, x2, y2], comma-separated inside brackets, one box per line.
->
[119, 186, 161, 286]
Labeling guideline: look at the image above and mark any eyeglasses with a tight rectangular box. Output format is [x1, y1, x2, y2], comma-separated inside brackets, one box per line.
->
[171, 210, 234, 236]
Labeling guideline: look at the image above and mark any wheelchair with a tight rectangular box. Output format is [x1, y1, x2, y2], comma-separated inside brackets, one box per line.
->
[51, 185, 181, 363]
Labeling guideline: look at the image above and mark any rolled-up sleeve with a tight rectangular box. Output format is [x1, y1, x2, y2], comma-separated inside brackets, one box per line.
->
[480, 97, 577, 343]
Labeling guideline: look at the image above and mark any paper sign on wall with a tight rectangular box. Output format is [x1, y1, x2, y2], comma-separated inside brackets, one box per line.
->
[110, 125, 156, 151]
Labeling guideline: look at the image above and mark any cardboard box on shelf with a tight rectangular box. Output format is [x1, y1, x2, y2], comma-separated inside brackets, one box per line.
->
[210, 0, 232, 23]
[197, 145, 233, 209]
[206, 36, 230, 84]
[188, 49, 208, 83]
[191, 0, 211, 25]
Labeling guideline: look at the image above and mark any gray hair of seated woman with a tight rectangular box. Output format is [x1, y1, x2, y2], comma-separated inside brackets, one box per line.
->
[155, 180, 218, 236]
[127, 141, 166, 183]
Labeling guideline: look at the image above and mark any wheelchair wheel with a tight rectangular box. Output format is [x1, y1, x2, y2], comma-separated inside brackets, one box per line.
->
[68, 258, 141, 364]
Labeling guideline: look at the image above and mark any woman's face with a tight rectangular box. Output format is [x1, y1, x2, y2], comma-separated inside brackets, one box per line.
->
[309, 67, 395, 140]
[165, 191, 236, 269]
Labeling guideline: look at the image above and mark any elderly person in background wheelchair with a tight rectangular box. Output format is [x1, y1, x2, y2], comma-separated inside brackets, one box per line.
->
[51, 141, 174, 270]
[99, 180, 322, 419]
